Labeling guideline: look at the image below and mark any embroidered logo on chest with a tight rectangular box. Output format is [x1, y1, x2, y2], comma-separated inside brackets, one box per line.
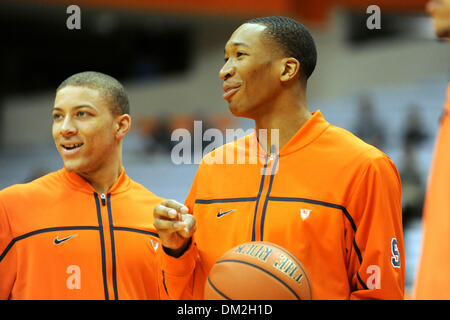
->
[300, 209, 312, 220]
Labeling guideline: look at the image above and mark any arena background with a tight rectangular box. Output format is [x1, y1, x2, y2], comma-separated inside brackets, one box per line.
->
[0, 0, 448, 294]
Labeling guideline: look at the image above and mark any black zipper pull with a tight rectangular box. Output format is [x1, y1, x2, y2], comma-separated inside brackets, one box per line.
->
[101, 193, 106, 206]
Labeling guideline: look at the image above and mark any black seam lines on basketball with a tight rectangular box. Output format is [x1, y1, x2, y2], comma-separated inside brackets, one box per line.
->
[215, 259, 302, 300]
[207, 277, 231, 300]
[265, 242, 312, 299]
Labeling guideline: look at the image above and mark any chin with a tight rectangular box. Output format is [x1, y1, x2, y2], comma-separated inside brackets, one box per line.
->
[63, 164, 81, 173]
[228, 102, 253, 119]
[229, 107, 243, 117]
[62, 159, 87, 173]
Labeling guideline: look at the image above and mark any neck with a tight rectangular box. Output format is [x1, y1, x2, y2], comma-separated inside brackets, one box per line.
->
[254, 92, 310, 154]
[77, 151, 123, 195]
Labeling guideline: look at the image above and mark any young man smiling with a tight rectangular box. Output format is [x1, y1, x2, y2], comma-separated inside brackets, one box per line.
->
[154, 16, 405, 300]
[0, 72, 163, 299]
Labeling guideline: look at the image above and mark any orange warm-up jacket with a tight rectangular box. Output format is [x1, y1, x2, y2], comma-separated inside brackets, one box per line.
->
[0, 168, 163, 299]
[158, 110, 405, 300]
[414, 85, 450, 299]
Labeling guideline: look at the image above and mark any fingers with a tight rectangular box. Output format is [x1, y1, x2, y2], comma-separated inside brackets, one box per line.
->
[153, 199, 196, 254]
[161, 199, 189, 214]
[177, 214, 197, 238]
[154, 212, 196, 239]
[153, 199, 195, 237]
[153, 217, 185, 232]
[154, 199, 189, 220]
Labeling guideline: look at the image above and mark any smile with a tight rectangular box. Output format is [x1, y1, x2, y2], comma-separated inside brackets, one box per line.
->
[61, 143, 83, 154]
[222, 86, 240, 101]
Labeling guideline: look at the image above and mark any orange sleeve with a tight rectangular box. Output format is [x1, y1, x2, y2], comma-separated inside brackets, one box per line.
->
[157, 168, 201, 300]
[413, 85, 450, 299]
[346, 155, 405, 300]
[184, 167, 200, 213]
[0, 194, 16, 300]
[157, 240, 199, 300]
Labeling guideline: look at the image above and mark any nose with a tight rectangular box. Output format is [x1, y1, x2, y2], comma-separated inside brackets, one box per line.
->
[219, 60, 235, 80]
[59, 115, 78, 137]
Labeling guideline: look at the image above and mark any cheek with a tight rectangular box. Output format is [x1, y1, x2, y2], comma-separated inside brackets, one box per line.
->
[87, 126, 116, 149]
[248, 65, 276, 90]
[52, 124, 59, 141]
[245, 73, 277, 102]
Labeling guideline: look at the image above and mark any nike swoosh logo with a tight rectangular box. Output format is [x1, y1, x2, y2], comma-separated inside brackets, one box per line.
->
[217, 209, 236, 218]
[54, 234, 78, 245]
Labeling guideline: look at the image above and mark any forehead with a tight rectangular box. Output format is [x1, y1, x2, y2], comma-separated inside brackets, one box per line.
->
[54, 86, 103, 109]
[225, 23, 269, 50]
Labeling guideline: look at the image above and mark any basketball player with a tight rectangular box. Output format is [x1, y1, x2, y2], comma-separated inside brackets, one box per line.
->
[0, 72, 163, 299]
[413, 0, 450, 299]
[154, 16, 404, 299]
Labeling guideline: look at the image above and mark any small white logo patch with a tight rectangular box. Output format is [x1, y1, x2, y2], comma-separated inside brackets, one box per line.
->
[150, 239, 159, 252]
[300, 209, 311, 220]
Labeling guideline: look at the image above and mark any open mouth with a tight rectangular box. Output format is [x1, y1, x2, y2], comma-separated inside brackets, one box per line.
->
[61, 143, 83, 151]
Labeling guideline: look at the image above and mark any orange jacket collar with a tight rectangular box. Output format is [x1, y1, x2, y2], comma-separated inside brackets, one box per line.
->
[249, 110, 330, 158]
[60, 167, 130, 194]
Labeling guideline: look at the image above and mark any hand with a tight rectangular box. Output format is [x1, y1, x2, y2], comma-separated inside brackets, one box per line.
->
[153, 199, 196, 257]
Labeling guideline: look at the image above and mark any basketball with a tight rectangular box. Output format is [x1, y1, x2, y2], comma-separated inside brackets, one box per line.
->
[204, 241, 312, 300]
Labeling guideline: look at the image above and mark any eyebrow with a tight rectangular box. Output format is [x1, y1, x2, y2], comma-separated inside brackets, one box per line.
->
[52, 104, 97, 112]
[230, 41, 250, 48]
[224, 41, 251, 53]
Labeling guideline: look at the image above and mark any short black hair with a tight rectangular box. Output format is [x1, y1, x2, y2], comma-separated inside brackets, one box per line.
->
[56, 71, 130, 116]
[245, 16, 317, 82]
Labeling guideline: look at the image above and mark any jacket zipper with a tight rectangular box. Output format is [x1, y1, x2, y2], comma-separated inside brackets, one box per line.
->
[251, 154, 279, 241]
[94, 192, 118, 300]
[259, 154, 279, 240]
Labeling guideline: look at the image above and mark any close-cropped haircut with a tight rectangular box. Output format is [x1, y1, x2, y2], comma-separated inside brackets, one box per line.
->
[246, 16, 317, 82]
[56, 71, 130, 116]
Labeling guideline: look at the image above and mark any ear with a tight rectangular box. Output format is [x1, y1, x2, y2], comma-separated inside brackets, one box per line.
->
[115, 114, 131, 140]
[279, 57, 300, 83]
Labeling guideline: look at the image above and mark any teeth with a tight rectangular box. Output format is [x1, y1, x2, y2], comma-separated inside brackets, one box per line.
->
[63, 143, 82, 149]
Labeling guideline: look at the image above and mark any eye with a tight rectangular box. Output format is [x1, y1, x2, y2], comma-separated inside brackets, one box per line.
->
[52, 113, 63, 121]
[76, 110, 89, 117]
